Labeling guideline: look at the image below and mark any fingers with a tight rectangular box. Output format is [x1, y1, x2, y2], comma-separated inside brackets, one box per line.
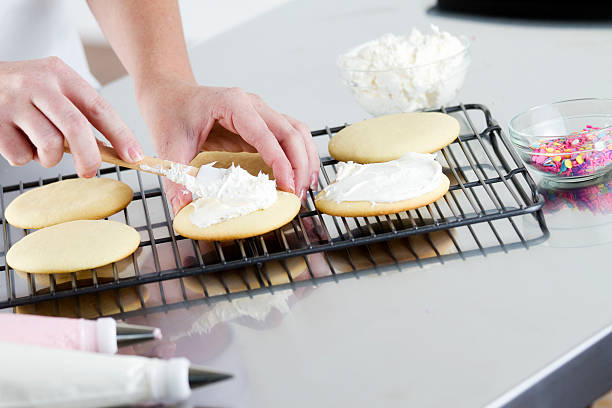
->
[0, 125, 34, 167]
[32, 93, 100, 177]
[254, 105, 310, 199]
[56, 60, 143, 163]
[0, 57, 139, 177]
[164, 178, 193, 215]
[13, 106, 64, 168]
[222, 99, 295, 193]
[283, 114, 320, 190]
[152, 127, 199, 215]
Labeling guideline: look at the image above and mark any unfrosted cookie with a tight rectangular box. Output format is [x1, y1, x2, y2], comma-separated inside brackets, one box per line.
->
[328, 112, 460, 163]
[315, 174, 450, 217]
[14, 252, 138, 291]
[190, 151, 273, 178]
[6, 220, 141, 274]
[174, 191, 300, 241]
[5, 177, 133, 229]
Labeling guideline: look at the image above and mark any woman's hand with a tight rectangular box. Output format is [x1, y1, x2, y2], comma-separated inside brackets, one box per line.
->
[0, 57, 143, 177]
[136, 77, 319, 214]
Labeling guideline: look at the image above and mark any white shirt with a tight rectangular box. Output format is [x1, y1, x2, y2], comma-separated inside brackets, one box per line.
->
[0, 0, 100, 88]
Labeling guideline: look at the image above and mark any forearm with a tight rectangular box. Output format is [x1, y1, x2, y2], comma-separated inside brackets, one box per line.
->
[87, 0, 196, 95]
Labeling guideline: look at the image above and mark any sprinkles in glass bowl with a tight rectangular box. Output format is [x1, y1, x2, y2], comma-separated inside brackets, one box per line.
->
[528, 126, 612, 178]
[509, 99, 612, 182]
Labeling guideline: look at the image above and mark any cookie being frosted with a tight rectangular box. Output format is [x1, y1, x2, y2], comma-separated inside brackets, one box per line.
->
[6, 220, 141, 274]
[5, 177, 133, 229]
[190, 151, 273, 178]
[328, 112, 460, 163]
[174, 191, 300, 241]
[315, 152, 449, 217]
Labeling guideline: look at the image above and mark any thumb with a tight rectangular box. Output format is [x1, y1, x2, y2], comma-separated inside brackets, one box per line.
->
[155, 135, 200, 215]
[164, 178, 192, 215]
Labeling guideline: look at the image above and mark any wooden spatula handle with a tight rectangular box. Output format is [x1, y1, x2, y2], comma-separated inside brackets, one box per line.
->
[63, 144, 198, 177]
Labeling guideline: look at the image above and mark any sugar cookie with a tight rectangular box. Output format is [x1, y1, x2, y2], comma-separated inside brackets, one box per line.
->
[6, 220, 141, 274]
[190, 151, 273, 178]
[315, 174, 450, 217]
[174, 191, 300, 241]
[5, 177, 133, 229]
[328, 112, 460, 163]
[14, 252, 139, 291]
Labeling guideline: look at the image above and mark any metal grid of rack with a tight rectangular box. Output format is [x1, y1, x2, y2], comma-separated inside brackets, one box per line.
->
[0, 103, 548, 316]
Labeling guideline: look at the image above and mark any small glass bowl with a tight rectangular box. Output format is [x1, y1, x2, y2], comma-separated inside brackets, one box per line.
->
[337, 37, 471, 116]
[509, 99, 612, 182]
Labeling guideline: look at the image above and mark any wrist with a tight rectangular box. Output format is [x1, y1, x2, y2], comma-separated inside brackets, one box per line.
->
[134, 71, 197, 104]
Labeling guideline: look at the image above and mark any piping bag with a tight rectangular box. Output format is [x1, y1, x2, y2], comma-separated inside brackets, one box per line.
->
[0, 341, 232, 408]
[0, 314, 161, 354]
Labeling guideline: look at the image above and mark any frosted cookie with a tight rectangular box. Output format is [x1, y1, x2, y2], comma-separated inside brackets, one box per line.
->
[162, 154, 299, 241]
[5, 177, 133, 229]
[174, 191, 300, 241]
[328, 112, 460, 163]
[315, 152, 449, 217]
[190, 151, 273, 178]
[6, 220, 141, 274]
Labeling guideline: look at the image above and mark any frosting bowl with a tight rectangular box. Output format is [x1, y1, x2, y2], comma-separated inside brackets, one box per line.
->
[338, 35, 471, 116]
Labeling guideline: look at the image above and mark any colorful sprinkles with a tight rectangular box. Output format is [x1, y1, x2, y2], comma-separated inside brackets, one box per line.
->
[528, 125, 612, 178]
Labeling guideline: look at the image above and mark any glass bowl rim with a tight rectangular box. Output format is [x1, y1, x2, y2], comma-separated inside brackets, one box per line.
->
[337, 36, 471, 73]
[508, 97, 612, 141]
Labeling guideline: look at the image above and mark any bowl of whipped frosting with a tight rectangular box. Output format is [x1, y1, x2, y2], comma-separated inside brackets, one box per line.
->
[337, 25, 471, 116]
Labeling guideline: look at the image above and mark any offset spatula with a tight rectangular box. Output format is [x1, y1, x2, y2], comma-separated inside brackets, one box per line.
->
[64, 144, 225, 184]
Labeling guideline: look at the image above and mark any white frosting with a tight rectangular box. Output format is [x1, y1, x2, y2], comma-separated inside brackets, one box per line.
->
[338, 25, 469, 115]
[322, 152, 442, 204]
[142, 162, 277, 228]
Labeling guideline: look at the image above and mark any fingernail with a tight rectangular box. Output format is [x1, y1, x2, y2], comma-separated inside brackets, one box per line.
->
[299, 189, 306, 201]
[289, 179, 296, 194]
[128, 147, 144, 162]
[310, 172, 318, 189]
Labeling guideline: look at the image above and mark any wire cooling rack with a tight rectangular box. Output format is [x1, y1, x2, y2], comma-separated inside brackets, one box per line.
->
[0, 103, 548, 316]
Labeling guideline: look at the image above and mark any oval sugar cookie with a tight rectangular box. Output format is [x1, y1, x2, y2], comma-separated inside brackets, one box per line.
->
[6, 220, 141, 274]
[14, 252, 138, 291]
[174, 191, 300, 241]
[315, 174, 450, 217]
[190, 151, 273, 178]
[328, 112, 460, 163]
[5, 177, 133, 229]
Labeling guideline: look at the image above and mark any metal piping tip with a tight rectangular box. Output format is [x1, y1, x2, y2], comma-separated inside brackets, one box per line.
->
[188, 365, 233, 388]
[116, 322, 162, 347]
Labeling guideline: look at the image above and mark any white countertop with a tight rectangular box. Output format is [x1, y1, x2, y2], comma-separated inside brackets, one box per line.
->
[4, 1, 612, 407]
